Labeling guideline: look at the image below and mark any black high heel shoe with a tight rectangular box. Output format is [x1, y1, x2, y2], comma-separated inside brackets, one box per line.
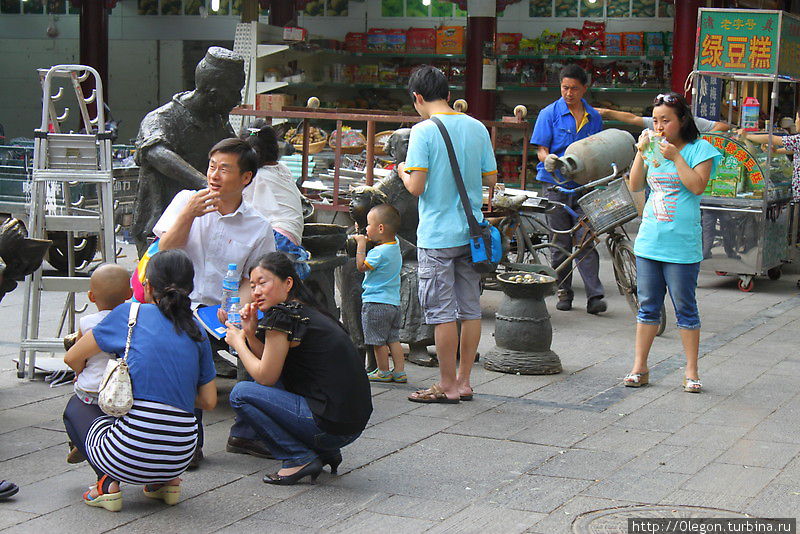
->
[263, 459, 323, 485]
[320, 452, 342, 475]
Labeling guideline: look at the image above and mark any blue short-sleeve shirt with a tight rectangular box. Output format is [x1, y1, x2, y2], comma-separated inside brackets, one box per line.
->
[634, 138, 721, 264]
[405, 112, 497, 249]
[92, 302, 216, 414]
[362, 240, 402, 306]
[530, 97, 603, 187]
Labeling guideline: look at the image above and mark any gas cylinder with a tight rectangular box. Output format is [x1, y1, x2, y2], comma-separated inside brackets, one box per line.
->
[556, 128, 636, 185]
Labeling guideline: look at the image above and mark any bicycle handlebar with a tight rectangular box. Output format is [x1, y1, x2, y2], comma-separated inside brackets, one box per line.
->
[546, 163, 621, 196]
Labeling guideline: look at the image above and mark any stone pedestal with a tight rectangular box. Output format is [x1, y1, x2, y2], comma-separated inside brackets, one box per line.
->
[483, 272, 562, 375]
[306, 255, 348, 319]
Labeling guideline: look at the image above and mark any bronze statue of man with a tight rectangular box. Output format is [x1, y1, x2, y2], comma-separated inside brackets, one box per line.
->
[131, 46, 245, 254]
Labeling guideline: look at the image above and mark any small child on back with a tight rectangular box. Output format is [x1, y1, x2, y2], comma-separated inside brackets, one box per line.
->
[67, 263, 133, 404]
[354, 204, 406, 383]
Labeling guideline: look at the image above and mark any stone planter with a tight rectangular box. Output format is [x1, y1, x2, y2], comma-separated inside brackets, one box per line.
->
[483, 271, 562, 375]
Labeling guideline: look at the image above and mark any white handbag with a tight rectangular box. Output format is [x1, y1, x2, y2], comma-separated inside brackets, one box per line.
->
[98, 302, 140, 417]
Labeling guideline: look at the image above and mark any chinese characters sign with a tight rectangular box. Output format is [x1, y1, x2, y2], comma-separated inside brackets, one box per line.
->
[697, 9, 778, 76]
[702, 134, 764, 186]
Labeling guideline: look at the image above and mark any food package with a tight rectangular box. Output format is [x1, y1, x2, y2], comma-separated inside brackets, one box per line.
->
[256, 94, 295, 111]
[498, 60, 523, 84]
[406, 28, 436, 52]
[450, 62, 466, 84]
[712, 178, 738, 197]
[558, 28, 583, 55]
[520, 38, 538, 52]
[521, 60, 542, 86]
[378, 63, 398, 84]
[496, 33, 523, 55]
[345, 32, 367, 53]
[641, 130, 667, 168]
[436, 26, 465, 54]
[623, 32, 644, 56]
[539, 30, 560, 54]
[283, 27, 307, 42]
[582, 21, 605, 55]
[644, 32, 665, 57]
[605, 33, 623, 55]
[386, 29, 406, 53]
[367, 29, 389, 52]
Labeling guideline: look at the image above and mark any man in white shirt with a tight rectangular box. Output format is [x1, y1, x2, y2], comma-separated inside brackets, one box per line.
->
[154, 137, 276, 467]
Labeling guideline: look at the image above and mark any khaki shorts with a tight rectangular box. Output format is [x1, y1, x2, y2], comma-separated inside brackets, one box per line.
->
[417, 245, 482, 325]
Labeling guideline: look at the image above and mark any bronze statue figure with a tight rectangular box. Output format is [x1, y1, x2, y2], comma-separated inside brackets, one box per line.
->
[0, 218, 50, 301]
[131, 47, 245, 255]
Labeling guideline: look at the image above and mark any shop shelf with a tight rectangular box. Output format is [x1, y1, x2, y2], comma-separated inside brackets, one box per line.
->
[496, 54, 667, 61]
[496, 85, 665, 93]
[351, 52, 465, 59]
[255, 81, 289, 93]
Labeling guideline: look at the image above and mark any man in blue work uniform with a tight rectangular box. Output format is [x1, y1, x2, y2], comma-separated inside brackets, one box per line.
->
[531, 64, 606, 314]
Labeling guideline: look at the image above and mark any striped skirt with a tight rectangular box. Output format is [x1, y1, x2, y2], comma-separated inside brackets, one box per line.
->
[85, 399, 198, 485]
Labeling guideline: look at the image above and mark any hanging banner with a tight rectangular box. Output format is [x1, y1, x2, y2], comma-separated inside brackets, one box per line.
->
[696, 75, 725, 121]
[696, 8, 800, 81]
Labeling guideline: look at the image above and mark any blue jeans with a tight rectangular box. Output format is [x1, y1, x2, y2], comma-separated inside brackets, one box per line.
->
[636, 256, 701, 330]
[229, 381, 361, 469]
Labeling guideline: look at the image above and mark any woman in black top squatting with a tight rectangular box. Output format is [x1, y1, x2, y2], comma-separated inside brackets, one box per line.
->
[225, 252, 373, 485]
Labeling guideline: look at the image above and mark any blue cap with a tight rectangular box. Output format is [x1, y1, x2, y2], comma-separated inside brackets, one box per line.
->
[230, 297, 240, 303]
[228, 263, 237, 270]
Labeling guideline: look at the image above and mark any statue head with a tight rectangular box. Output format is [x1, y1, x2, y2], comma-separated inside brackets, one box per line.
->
[194, 47, 245, 115]
[385, 128, 411, 164]
[349, 186, 388, 232]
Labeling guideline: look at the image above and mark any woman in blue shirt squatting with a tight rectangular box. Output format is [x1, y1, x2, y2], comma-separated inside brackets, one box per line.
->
[63, 249, 218, 512]
[624, 92, 721, 393]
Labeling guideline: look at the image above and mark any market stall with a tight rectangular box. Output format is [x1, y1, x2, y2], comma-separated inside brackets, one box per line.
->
[692, 8, 799, 291]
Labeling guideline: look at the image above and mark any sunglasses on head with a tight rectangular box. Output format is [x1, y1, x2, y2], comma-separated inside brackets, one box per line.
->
[654, 93, 679, 105]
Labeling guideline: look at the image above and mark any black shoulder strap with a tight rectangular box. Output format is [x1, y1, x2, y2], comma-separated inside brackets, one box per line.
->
[430, 116, 482, 238]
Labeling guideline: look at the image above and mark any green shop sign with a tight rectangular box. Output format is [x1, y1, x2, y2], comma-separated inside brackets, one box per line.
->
[696, 8, 800, 80]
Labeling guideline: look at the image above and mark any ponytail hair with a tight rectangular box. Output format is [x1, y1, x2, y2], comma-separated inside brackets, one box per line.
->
[145, 249, 204, 342]
[243, 120, 279, 166]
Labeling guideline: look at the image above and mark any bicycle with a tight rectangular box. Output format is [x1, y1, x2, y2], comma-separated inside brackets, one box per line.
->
[492, 164, 667, 337]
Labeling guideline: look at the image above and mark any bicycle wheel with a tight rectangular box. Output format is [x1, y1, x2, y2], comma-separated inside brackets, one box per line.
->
[611, 239, 666, 336]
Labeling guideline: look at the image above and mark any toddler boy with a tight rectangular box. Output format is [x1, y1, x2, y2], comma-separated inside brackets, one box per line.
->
[354, 204, 406, 383]
[64, 264, 132, 461]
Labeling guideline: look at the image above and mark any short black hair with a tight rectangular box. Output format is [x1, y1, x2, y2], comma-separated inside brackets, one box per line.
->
[370, 204, 401, 235]
[559, 64, 589, 86]
[408, 65, 449, 103]
[652, 92, 700, 143]
[208, 138, 259, 175]
[243, 120, 279, 166]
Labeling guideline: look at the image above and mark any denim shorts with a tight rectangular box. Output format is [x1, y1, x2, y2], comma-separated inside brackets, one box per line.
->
[361, 302, 401, 346]
[417, 245, 482, 324]
[636, 256, 701, 330]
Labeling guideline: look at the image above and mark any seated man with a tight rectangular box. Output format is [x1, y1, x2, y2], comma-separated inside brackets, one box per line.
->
[154, 137, 276, 467]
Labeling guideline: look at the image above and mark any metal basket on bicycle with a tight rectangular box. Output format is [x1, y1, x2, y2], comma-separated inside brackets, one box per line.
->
[577, 178, 638, 235]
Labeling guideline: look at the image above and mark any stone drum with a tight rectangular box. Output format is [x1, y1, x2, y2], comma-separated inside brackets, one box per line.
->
[483, 271, 562, 375]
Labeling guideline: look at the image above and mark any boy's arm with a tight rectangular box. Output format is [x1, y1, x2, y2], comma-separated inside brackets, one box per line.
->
[353, 234, 371, 272]
[64, 330, 101, 375]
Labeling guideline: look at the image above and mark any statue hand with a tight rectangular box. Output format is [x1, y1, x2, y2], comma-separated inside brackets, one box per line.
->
[543, 153, 560, 173]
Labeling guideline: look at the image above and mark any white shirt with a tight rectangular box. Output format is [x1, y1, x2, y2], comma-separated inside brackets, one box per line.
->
[75, 310, 113, 397]
[242, 163, 304, 245]
[153, 190, 276, 307]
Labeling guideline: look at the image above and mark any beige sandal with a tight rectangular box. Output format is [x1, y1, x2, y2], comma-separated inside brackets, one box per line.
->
[623, 371, 649, 387]
[683, 378, 702, 393]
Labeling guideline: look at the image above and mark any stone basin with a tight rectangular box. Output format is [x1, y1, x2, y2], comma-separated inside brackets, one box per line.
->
[497, 271, 556, 299]
[302, 223, 348, 257]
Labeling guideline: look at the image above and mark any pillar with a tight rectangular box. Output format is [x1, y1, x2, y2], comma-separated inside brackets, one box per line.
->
[671, 0, 702, 100]
[465, 0, 496, 120]
[268, 0, 295, 26]
[77, 0, 110, 120]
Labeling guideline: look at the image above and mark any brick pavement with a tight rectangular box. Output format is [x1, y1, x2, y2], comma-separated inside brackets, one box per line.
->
[0, 244, 798, 533]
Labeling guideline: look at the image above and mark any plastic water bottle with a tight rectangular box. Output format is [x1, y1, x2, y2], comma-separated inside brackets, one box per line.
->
[228, 296, 242, 328]
[227, 296, 241, 357]
[221, 263, 239, 312]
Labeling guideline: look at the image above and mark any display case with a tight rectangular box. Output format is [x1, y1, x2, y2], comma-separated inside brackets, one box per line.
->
[693, 8, 800, 291]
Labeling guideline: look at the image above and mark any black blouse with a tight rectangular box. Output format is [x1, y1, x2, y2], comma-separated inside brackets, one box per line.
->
[259, 302, 372, 435]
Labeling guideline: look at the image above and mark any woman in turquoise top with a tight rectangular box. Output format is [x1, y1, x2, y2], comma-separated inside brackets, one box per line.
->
[624, 92, 721, 393]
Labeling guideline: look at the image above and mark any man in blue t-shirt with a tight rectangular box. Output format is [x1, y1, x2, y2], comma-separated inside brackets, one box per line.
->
[531, 64, 606, 314]
[399, 65, 497, 404]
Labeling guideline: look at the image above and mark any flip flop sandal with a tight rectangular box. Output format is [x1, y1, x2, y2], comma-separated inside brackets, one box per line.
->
[0, 480, 19, 500]
[460, 393, 474, 401]
[408, 384, 460, 404]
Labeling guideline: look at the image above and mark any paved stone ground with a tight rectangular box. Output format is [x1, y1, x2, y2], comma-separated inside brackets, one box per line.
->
[0, 243, 799, 533]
